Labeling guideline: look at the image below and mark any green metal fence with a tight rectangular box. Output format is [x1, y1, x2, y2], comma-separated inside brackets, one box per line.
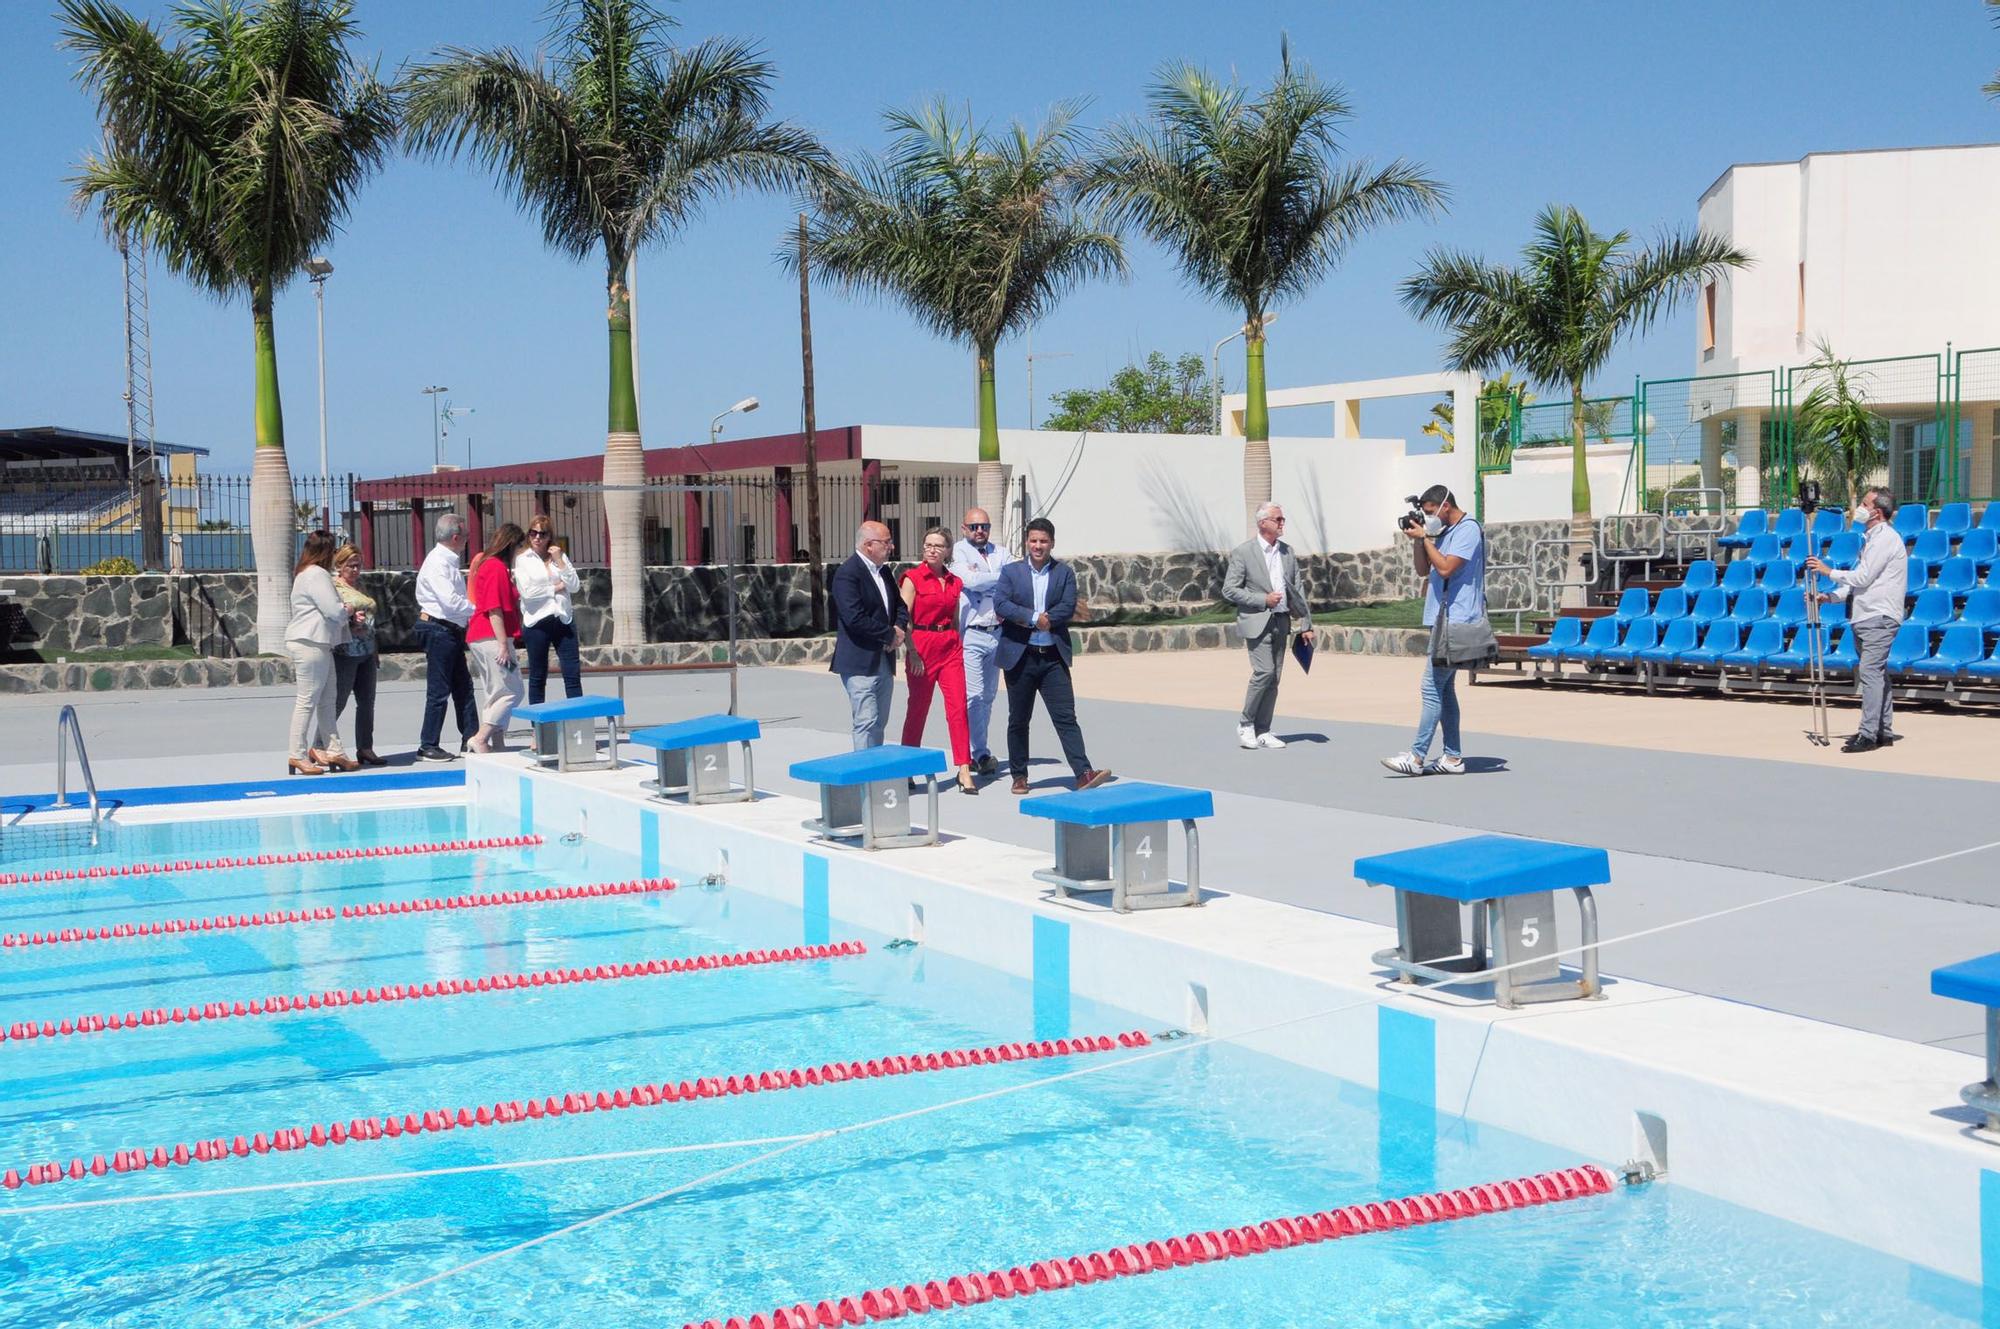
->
[1948, 346, 2000, 504]
[1632, 370, 1778, 513]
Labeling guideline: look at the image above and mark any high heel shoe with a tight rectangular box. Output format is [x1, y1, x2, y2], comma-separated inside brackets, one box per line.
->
[956, 766, 979, 796]
[356, 749, 387, 767]
[287, 757, 326, 776]
[312, 749, 360, 772]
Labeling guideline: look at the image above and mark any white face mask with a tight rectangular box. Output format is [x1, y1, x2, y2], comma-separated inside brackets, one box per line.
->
[1852, 505, 1872, 525]
[1423, 512, 1446, 538]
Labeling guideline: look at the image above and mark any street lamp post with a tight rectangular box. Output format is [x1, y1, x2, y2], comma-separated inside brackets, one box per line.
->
[1211, 312, 1279, 435]
[305, 257, 333, 528]
[422, 385, 450, 470]
[710, 395, 761, 448]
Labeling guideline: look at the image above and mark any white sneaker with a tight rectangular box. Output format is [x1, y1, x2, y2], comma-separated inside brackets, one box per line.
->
[1426, 755, 1466, 775]
[1380, 752, 1427, 776]
[1237, 726, 1259, 750]
[1256, 732, 1287, 749]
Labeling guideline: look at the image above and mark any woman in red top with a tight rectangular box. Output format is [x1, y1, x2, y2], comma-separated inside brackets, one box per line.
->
[465, 522, 527, 753]
[900, 528, 977, 794]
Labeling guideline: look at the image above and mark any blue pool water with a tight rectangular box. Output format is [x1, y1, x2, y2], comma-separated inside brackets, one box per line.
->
[0, 806, 1977, 1327]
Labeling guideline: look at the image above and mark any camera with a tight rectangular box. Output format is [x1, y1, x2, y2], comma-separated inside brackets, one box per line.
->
[1398, 495, 1427, 533]
[1797, 479, 1820, 516]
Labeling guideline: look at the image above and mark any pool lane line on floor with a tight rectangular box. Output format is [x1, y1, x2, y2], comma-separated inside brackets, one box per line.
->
[0, 940, 867, 1047]
[0, 878, 677, 950]
[0, 835, 543, 887]
[685, 1165, 1617, 1329]
[0, 1033, 1149, 1193]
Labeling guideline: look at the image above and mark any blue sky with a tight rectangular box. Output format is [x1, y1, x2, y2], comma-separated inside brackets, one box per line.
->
[2, 0, 1997, 477]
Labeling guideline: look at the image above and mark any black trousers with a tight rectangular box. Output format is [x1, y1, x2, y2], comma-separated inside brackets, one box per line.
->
[334, 648, 378, 751]
[522, 616, 582, 705]
[416, 619, 475, 749]
[1005, 647, 1090, 779]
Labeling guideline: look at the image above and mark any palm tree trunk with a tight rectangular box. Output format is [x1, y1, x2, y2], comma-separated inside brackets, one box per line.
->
[1563, 377, 1594, 609]
[973, 343, 1006, 530]
[604, 264, 645, 647]
[248, 284, 294, 655]
[1241, 329, 1272, 539]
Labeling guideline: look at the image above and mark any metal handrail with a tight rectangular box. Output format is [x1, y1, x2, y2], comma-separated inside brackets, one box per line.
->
[1531, 535, 1601, 612]
[53, 705, 101, 847]
[1660, 485, 1727, 565]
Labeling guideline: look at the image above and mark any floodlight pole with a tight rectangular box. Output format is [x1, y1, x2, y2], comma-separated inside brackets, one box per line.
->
[306, 257, 333, 529]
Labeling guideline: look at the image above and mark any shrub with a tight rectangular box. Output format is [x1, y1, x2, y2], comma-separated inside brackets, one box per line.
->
[81, 556, 141, 576]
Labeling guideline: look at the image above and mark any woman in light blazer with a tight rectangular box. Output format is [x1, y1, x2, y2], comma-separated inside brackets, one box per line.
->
[513, 514, 583, 704]
[286, 530, 359, 775]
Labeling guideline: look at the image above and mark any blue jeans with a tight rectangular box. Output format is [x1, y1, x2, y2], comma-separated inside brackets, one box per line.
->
[1413, 663, 1461, 760]
[961, 625, 1001, 762]
[416, 619, 475, 750]
[841, 658, 894, 749]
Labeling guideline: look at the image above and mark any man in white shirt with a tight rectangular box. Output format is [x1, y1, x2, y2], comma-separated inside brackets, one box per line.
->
[1221, 502, 1314, 749]
[413, 513, 478, 761]
[950, 506, 1014, 775]
[1806, 486, 1908, 754]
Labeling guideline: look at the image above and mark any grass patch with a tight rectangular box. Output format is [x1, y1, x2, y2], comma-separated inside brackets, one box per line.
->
[1319, 599, 1424, 628]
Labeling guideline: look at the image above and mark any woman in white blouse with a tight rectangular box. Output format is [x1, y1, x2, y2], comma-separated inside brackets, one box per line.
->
[286, 530, 360, 775]
[513, 513, 583, 704]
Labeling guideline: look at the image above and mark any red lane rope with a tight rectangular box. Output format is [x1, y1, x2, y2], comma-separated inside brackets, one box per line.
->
[684, 1164, 1616, 1329]
[0, 940, 865, 1047]
[0, 1032, 1148, 1192]
[0, 835, 544, 888]
[1, 878, 677, 951]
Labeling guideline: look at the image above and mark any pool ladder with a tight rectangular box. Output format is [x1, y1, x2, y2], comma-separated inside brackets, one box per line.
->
[52, 705, 102, 847]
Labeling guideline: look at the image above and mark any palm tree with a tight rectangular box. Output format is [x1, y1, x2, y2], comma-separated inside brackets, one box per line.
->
[63, 0, 394, 654]
[1402, 205, 1748, 555]
[404, 0, 825, 646]
[1986, 0, 2000, 99]
[1422, 372, 1532, 457]
[793, 98, 1124, 520]
[1092, 42, 1445, 535]
[1791, 340, 1888, 508]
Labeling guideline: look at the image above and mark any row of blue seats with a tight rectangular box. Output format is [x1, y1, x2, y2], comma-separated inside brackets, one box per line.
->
[1530, 617, 2000, 682]
[1721, 501, 1999, 551]
[1678, 551, 1997, 602]
[1730, 527, 2000, 571]
[1603, 583, 2000, 637]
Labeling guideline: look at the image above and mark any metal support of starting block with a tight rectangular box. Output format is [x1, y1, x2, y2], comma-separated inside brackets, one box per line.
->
[805, 776, 940, 851]
[1034, 818, 1202, 913]
[645, 741, 755, 805]
[532, 715, 619, 773]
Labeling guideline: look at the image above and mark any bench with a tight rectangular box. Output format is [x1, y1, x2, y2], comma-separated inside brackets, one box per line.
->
[1020, 781, 1212, 913]
[789, 745, 948, 850]
[629, 714, 759, 805]
[1932, 954, 2000, 1129]
[513, 696, 623, 773]
[1353, 835, 1609, 1009]
[581, 660, 739, 726]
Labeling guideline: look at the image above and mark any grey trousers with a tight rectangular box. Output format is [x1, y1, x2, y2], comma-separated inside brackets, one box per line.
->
[1851, 616, 1898, 741]
[841, 658, 895, 749]
[1240, 619, 1290, 733]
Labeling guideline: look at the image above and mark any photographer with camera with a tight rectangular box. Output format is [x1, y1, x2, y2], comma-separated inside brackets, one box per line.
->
[1382, 485, 1494, 777]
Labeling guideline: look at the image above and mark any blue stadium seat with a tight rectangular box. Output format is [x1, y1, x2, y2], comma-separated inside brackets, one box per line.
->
[1679, 559, 1718, 593]
[1958, 527, 2000, 572]
[1810, 508, 1847, 544]
[1678, 621, 1743, 667]
[1717, 509, 1767, 551]
[1643, 586, 1691, 626]
[1822, 531, 1863, 570]
[1910, 625, 1986, 680]
[1906, 557, 1934, 592]
[1771, 508, 1807, 542]
[1772, 587, 1808, 631]
[1758, 559, 1798, 592]
[1886, 623, 1934, 673]
[1718, 560, 1758, 596]
[1566, 615, 1622, 662]
[1937, 502, 1973, 543]
[1938, 557, 1980, 600]
[1687, 587, 1733, 629]
[1744, 534, 1783, 569]
[1893, 504, 1930, 544]
[1819, 598, 1848, 631]
[1726, 588, 1771, 625]
[1637, 618, 1699, 666]
[1598, 619, 1659, 666]
[1912, 528, 1951, 564]
[1526, 616, 1583, 661]
[1610, 586, 1652, 625]
[1720, 619, 1786, 668]
[1765, 625, 1819, 672]
[1954, 588, 2000, 636]
[1825, 626, 1858, 675]
[1908, 588, 1955, 634]
[1968, 640, 2000, 683]
[1983, 504, 2000, 534]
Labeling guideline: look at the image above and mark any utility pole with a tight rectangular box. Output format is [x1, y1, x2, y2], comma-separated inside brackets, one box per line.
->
[1025, 326, 1070, 430]
[798, 213, 825, 632]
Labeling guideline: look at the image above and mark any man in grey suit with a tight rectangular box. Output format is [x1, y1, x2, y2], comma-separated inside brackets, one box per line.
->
[1222, 502, 1314, 749]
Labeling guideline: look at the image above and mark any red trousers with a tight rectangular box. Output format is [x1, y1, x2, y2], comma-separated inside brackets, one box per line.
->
[901, 627, 970, 764]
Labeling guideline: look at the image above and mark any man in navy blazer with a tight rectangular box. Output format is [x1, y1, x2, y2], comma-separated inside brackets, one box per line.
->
[829, 520, 906, 748]
[993, 517, 1111, 794]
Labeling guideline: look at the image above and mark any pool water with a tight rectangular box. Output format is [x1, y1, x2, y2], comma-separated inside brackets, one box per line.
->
[0, 806, 1976, 1327]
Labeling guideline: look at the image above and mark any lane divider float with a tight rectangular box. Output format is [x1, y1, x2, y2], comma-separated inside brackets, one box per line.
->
[0, 940, 864, 1047]
[0, 835, 545, 888]
[0, 878, 677, 951]
[683, 1164, 1616, 1329]
[0, 1031, 1148, 1191]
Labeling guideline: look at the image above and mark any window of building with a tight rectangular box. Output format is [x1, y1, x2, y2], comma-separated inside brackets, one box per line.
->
[1700, 283, 1716, 357]
[917, 476, 941, 504]
[879, 478, 902, 506]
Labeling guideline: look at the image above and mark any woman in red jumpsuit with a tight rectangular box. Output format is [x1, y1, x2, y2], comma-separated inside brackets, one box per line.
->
[900, 528, 977, 794]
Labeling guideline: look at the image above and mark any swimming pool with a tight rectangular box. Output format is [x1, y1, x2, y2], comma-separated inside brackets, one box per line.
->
[0, 804, 1977, 1326]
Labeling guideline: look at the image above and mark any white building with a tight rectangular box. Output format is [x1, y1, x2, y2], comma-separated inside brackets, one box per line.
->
[1694, 143, 2000, 503]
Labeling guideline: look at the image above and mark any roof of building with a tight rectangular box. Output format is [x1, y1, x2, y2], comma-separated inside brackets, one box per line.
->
[0, 425, 209, 465]
[1700, 141, 2000, 204]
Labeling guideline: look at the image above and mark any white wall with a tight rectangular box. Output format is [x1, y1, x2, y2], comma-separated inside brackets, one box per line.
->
[1481, 443, 1640, 524]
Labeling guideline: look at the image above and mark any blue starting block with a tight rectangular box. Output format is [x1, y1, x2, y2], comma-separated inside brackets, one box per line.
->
[629, 714, 760, 805]
[1020, 781, 1212, 912]
[514, 696, 623, 773]
[1932, 954, 2000, 1129]
[788, 745, 949, 850]
[1353, 835, 1609, 1009]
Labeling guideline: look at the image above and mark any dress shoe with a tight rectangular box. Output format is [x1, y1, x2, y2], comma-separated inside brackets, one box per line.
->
[287, 757, 326, 776]
[1010, 776, 1031, 796]
[1076, 768, 1114, 790]
[975, 754, 999, 776]
[356, 750, 387, 767]
[418, 744, 457, 762]
[1840, 735, 1878, 754]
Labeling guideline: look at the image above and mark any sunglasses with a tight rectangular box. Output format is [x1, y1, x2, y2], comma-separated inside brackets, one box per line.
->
[529, 530, 552, 538]
[965, 523, 990, 531]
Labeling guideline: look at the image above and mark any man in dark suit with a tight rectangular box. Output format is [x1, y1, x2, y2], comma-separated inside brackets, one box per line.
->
[829, 520, 906, 748]
[994, 517, 1112, 794]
